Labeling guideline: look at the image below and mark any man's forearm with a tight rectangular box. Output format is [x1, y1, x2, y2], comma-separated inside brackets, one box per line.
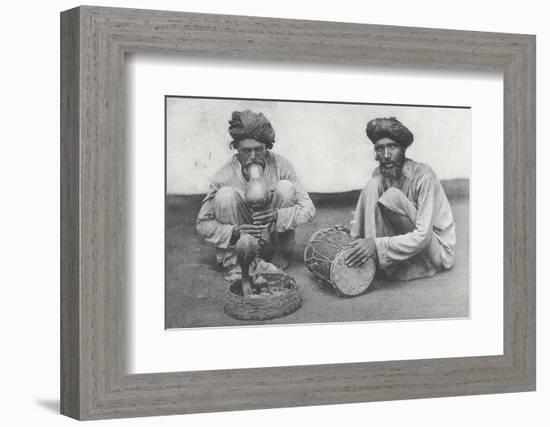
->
[274, 200, 315, 232]
[196, 218, 235, 249]
[374, 230, 432, 268]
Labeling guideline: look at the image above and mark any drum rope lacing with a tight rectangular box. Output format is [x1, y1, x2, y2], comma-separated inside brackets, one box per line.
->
[304, 230, 348, 264]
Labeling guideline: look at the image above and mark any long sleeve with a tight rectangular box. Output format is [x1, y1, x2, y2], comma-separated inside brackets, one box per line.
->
[273, 159, 315, 232]
[350, 177, 381, 240]
[195, 185, 235, 249]
[196, 152, 315, 244]
[374, 172, 436, 268]
[350, 188, 366, 239]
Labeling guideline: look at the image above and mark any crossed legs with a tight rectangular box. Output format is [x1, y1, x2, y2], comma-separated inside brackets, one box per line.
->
[364, 185, 444, 280]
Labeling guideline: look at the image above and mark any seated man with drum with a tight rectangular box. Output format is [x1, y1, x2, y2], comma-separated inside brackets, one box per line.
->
[196, 109, 316, 283]
[345, 117, 456, 281]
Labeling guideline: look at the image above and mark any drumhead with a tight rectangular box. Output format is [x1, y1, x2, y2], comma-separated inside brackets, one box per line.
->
[330, 248, 376, 296]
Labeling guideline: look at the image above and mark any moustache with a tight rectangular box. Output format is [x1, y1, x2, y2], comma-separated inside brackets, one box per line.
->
[245, 159, 266, 168]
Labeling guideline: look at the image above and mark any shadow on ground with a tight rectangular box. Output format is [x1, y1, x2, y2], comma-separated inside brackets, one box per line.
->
[166, 193, 469, 328]
[35, 399, 59, 414]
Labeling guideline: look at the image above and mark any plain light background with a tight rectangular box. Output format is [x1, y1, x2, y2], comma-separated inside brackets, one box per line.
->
[166, 97, 470, 194]
[0, 0, 545, 426]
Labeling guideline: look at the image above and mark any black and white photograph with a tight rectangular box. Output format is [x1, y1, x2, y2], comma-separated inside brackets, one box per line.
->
[4, 0, 542, 424]
[165, 96, 470, 328]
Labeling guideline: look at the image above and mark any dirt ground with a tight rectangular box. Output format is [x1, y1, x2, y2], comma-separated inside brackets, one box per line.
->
[165, 192, 469, 329]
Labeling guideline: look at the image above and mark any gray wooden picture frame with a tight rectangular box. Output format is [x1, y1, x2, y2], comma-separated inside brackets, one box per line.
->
[60, 5, 536, 421]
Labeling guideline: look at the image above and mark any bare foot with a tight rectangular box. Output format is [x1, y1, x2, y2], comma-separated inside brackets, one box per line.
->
[271, 250, 290, 270]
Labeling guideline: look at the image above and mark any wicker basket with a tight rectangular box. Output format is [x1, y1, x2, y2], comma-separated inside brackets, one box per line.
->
[224, 273, 302, 321]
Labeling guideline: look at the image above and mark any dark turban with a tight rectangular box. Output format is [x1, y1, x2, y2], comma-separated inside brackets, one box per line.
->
[366, 117, 414, 148]
[228, 110, 276, 149]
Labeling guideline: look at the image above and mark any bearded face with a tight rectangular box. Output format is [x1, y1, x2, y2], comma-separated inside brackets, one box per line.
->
[235, 138, 268, 180]
[374, 137, 406, 180]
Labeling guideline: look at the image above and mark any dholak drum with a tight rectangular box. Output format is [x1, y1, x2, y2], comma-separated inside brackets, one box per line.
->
[304, 225, 376, 296]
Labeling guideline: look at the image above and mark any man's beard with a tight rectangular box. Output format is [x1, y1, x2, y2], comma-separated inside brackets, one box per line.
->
[380, 160, 404, 180]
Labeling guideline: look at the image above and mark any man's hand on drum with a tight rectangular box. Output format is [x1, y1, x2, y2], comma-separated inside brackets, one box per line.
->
[252, 208, 278, 227]
[345, 238, 376, 268]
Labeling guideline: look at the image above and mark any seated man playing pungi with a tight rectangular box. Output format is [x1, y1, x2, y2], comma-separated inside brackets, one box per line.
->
[345, 117, 456, 281]
[196, 109, 316, 283]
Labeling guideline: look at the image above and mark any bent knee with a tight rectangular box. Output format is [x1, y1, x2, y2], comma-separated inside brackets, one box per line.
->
[378, 187, 407, 211]
[381, 186, 406, 200]
[214, 186, 239, 207]
[274, 180, 296, 200]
